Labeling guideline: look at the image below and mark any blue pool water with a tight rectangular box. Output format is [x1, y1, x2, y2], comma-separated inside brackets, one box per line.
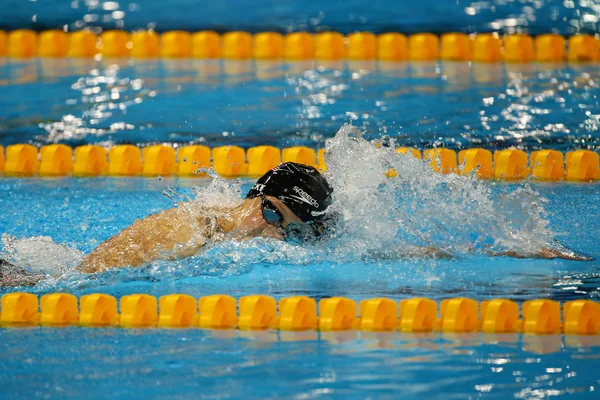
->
[1, 327, 600, 399]
[2, 0, 600, 398]
[0, 174, 599, 398]
[1, 60, 599, 151]
[1, 0, 599, 36]
[1, 177, 600, 299]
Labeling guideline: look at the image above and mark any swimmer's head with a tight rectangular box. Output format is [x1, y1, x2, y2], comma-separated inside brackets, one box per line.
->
[246, 162, 333, 222]
[246, 162, 335, 240]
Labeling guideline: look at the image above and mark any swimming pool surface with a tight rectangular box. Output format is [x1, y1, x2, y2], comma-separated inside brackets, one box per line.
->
[2, 0, 599, 36]
[1, 60, 599, 151]
[1, 175, 599, 398]
[2, 0, 600, 396]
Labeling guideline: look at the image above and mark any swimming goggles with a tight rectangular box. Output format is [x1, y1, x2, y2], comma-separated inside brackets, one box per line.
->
[260, 196, 324, 242]
[260, 196, 285, 229]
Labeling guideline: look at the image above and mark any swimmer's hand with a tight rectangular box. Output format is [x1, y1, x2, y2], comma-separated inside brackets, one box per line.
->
[488, 247, 594, 261]
[78, 206, 216, 273]
[536, 247, 594, 261]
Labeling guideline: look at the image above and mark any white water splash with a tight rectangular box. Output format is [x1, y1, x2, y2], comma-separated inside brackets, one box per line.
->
[322, 124, 554, 258]
[190, 171, 244, 210]
[1, 234, 84, 274]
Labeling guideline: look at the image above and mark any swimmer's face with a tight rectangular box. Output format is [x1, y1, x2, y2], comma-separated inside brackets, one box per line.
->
[238, 196, 302, 240]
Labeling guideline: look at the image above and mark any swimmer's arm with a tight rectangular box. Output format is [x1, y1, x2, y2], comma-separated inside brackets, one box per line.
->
[488, 248, 594, 261]
[412, 245, 592, 261]
[366, 246, 454, 260]
[78, 207, 210, 273]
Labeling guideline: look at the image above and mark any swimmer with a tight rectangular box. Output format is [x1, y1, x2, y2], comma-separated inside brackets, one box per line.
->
[78, 162, 335, 273]
[0, 161, 593, 287]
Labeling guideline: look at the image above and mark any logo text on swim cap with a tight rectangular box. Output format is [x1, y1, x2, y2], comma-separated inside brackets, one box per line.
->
[292, 186, 319, 208]
[253, 183, 266, 193]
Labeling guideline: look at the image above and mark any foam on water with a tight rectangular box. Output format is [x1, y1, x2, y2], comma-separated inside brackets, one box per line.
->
[1, 234, 84, 275]
[322, 124, 555, 258]
[1, 124, 561, 290]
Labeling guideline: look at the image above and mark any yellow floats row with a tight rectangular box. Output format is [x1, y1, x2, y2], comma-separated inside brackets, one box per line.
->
[396, 147, 600, 181]
[1, 144, 599, 182]
[1, 292, 598, 335]
[1, 29, 599, 63]
[0, 143, 320, 178]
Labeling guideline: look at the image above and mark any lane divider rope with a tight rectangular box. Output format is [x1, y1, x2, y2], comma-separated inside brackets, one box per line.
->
[1, 30, 599, 62]
[1, 293, 599, 336]
[0, 144, 599, 181]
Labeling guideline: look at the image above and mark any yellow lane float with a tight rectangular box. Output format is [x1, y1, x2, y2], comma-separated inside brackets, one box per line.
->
[2, 293, 598, 336]
[1, 143, 598, 181]
[1, 30, 599, 63]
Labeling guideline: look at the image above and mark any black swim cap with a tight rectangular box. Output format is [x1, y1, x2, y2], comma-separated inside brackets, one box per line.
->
[246, 162, 333, 223]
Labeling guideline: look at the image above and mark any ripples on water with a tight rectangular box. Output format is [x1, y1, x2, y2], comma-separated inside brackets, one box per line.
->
[1, 327, 599, 399]
[2, 0, 600, 35]
[0, 60, 599, 151]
